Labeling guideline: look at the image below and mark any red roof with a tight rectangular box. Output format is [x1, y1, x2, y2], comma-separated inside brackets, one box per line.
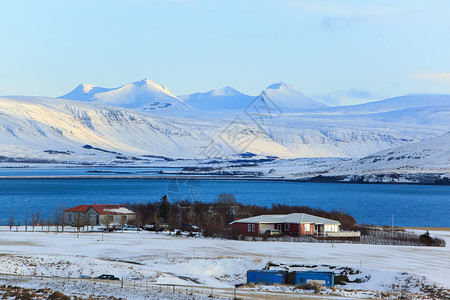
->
[64, 205, 90, 212]
[64, 204, 134, 215]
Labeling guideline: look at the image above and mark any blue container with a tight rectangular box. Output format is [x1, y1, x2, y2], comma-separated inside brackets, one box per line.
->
[293, 271, 334, 287]
[247, 270, 288, 285]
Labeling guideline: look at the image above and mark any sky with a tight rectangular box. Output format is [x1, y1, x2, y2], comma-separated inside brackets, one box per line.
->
[1, 0, 450, 105]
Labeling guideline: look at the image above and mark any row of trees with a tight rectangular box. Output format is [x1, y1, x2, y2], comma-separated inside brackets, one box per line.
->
[130, 193, 357, 238]
[7, 205, 68, 232]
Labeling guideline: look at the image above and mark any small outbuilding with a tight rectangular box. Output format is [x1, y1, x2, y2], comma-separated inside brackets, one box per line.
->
[63, 204, 135, 226]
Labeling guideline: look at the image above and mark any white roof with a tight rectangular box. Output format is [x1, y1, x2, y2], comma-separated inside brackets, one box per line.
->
[229, 213, 340, 225]
[103, 207, 135, 214]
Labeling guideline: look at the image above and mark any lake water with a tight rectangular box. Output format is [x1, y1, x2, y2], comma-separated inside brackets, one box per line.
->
[0, 173, 449, 227]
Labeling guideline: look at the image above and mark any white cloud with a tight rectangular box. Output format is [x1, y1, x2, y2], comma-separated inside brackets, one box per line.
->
[414, 72, 450, 84]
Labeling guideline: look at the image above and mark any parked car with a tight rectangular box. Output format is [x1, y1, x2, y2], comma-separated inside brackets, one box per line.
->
[265, 229, 282, 236]
[96, 274, 120, 280]
[123, 225, 141, 231]
[97, 224, 120, 232]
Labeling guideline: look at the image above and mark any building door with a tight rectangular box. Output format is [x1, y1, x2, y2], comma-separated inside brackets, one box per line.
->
[315, 224, 324, 235]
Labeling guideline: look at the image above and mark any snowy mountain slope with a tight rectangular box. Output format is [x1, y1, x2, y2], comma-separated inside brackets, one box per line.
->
[58, 84, 112, 101]
[333, 132, 450, 174]
[60, 79, 193, 111]
[179, 86, 254, 111]
[315, 94, 450, 115]
[257, 82, 328, 111]
[1, 95, 440, 163]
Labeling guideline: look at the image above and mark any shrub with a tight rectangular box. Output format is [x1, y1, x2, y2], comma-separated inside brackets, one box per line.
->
[48, 291, 70, 300]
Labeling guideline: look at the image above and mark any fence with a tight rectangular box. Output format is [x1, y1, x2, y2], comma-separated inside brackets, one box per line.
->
[0, 272, 327, 300]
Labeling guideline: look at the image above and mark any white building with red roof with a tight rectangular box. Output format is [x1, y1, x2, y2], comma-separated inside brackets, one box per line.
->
[64, 204, 135, 226]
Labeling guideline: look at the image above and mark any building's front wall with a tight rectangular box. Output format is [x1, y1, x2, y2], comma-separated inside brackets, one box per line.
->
[231, 222, 259, 236]
[64, 208, 136, 226]
[286, 223, 300, 235]
[324, 224, 339, 233]
[259, 223, 273, 234]
[301, 223, 314, 236]
[232, 221, 340, 237]
[64, 211, 91, 225]
[99, 214, 135, 226]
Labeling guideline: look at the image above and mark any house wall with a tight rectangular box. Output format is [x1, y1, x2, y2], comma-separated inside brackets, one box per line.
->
[99, 214, 135, 226]
[64, 212, 91, 225]
[259, 224, 273, 234]
[324, 224, 339, 233]
[301, 223, 314, 236]
[231, 221, 340, 237]
[286, 223, 300, 235]
[231, 222, 259, 236]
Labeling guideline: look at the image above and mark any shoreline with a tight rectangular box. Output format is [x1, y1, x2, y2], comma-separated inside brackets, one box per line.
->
[401, 227, 450, 232]
[0, 174, 449, 186]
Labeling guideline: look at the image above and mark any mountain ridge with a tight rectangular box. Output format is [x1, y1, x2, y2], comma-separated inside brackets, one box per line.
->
[60, 79, 193, 111]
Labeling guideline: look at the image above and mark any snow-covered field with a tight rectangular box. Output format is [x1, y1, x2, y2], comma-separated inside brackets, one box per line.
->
[0, 227, 449, 299]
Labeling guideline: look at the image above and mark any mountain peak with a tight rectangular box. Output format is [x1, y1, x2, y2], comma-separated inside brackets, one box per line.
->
[179, 86, 253, 110]
[78, 83, 96, 93]
[261, 82, 328, 110]
[132, 78, 153, 87]
[209, 86, 241, 96]
[266, 82, 291, 90]
[60, 79, 192, 111]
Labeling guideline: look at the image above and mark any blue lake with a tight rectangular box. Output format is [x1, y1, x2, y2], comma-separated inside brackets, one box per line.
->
[0, 175, 449, 227]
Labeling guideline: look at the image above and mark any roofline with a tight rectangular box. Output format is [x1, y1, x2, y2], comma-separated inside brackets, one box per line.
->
[228, 213, 341, 226]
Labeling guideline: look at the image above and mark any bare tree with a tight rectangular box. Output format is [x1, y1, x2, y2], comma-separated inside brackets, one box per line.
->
[47, 214, 51, 232]
[121, 215, 126, 233]
[216, 193, 237, 205]
[40, 214, 44, 231]
[8, 209, 14, 231]
[54, 206, 65, 232]
[31, 212, 40, 232]
[105, 215, 112, 232]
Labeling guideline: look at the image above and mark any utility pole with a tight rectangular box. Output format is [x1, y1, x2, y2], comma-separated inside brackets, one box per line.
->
[178, 204, 181, 231]
[25, 200, 28, 232]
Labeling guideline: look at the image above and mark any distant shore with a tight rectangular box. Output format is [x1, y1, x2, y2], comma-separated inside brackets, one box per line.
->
[0, 174, 449, 186]
[401, 227, 450, 232]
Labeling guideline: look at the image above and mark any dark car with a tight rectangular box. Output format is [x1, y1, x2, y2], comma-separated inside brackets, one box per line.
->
[96, 274, 120, 280]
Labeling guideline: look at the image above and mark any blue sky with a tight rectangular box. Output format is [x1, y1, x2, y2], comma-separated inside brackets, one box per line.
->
[1, 0, 450, 105]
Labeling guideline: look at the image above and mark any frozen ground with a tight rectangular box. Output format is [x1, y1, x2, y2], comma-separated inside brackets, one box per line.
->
[0, 226, 449, 299]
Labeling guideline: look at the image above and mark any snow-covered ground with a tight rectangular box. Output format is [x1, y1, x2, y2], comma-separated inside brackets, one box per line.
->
[0, 227, 448, 299]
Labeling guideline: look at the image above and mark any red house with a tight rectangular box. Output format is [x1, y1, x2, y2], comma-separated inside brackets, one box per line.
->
[229, 213, 341, 237]
[64, 204, 135, 226]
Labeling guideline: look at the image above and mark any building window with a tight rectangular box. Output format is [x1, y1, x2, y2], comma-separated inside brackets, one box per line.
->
[252, 224, 255, 232]
[304, 224, 310, 231]
[68, 214, 72, 222]
[248, 224, 251, 232]
[285, 223, 290, 231]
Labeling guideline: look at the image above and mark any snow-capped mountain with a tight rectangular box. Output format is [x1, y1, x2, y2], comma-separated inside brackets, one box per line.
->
[60, 79, 193, 111]
[318, 94, 450, 115]
[179, 86, 254, 110]
[336, 132, 450, 174]
[257, 82, 328, 111]
[1, 79, 449, 172]
[0, 95, 443, 164]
